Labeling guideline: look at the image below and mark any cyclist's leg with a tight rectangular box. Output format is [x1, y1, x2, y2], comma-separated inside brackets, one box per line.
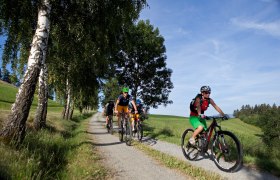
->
[131, 115, 135, 131]
[116, 105, 122, 128]
[189, 116, 207, 144]
[106, 116, 109, 126]
[193, 126, 204, 138]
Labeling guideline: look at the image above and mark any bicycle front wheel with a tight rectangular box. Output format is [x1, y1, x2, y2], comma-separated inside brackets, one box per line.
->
[181, 129, 200, 161]
[125, 119, 132, 146]
[119, 118, 124, 142]
[211, 131, 243, 172]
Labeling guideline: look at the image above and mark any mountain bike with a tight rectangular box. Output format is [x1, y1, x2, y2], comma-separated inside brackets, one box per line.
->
[181, 116, 243, 172]
[132, 113, 144, 141]
[118, 112, 132, 146]
[107, 114, 114, 134]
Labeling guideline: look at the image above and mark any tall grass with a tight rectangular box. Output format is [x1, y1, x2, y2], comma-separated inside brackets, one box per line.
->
[143, 114, 280, 176]
[0, 112, 108, 179]
[0, 81, 107, 179]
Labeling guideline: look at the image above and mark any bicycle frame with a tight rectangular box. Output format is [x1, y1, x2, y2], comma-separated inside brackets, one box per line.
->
[200, 117, 223, 152]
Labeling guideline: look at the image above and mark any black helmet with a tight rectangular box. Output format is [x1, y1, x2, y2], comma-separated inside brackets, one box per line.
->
[200, 86, 211, 93]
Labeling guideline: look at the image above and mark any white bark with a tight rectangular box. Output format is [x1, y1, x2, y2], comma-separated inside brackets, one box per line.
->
[65, 78, 71, 120]
[1, 0, 51, 143]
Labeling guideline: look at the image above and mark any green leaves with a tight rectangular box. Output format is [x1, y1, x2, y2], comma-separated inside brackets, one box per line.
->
[116, 20, 173, 108]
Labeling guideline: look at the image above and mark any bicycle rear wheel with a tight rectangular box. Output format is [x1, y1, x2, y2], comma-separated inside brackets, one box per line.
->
[181, 129, 200, 160]
[109, 116, 113, 134]
[125, 119, 132, 146]
[137, 122, 143, 141]
[211, 131, 243, 172]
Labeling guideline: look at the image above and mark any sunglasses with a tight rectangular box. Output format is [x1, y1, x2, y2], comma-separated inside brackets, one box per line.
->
[203, 91, 211, 94]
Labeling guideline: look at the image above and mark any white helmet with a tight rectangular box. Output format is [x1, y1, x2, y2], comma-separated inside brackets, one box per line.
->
[200, 86, 211, 93]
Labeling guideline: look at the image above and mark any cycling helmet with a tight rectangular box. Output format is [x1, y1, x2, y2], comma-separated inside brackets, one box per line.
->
[136, 99, 141, 105]
[122, 87, 129, 93]
[200, 86, 211, 93]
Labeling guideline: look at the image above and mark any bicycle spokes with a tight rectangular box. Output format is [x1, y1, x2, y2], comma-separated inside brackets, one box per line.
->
[181, 129, 200, 161]
[211, 131, 242, 172]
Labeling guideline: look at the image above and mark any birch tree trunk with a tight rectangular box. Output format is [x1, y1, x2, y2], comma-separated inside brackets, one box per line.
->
[0, 0, 51, 144]
[34, 62, 49, 130]
[64, 78, 71, 120]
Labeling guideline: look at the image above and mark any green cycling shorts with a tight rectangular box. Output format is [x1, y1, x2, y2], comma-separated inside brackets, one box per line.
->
[189, 116, 207, 130]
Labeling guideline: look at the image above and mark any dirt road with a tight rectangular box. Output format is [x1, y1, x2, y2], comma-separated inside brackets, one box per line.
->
[88, 113, 279, 180]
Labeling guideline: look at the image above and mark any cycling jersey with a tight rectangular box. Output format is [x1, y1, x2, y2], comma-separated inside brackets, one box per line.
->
[117, 94, 133, 106]
[106, 102, 114, 115]
[190, 97, 210, 116]
[130, 103, 144, 114]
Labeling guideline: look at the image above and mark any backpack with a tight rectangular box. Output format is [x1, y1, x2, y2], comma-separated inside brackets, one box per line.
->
[190, 94, 211, 114]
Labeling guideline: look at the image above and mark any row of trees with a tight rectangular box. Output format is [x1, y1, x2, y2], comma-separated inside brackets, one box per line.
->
[234, 103, 280, 156]
[0, 0, 174, 145]
[0, 68, 20, 86]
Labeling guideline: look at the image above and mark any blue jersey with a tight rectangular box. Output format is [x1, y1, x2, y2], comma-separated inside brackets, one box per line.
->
[118, 94, 133, 106]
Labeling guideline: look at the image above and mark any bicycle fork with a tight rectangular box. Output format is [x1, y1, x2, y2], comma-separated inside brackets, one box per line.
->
[215, 134, 229, 154]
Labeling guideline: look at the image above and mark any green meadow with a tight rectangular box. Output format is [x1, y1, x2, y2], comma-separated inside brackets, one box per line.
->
[143, 114, 279, 176]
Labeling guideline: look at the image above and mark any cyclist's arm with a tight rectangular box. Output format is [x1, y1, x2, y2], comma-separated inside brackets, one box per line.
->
[210, 99, 225, 116]
[131, 100, 138, 114]
[114, 99, 120, 112]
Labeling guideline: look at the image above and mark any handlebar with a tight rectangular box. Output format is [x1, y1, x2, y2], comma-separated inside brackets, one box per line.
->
[204, 115, 229, 120]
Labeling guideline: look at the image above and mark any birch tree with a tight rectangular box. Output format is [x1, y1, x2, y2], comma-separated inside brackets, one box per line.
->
[0, 0, 51, 144]
[34, 62, 49, 129]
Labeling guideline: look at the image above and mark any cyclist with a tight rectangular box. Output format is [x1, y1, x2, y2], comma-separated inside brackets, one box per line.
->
[114, 87, 138, 131]
[189, 86, 227, 145]
[105, 100, 115, 129]
[130, 99, 145, 132]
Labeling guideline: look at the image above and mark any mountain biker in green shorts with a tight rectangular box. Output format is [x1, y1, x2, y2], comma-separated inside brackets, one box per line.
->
[189, 86, 228, 145]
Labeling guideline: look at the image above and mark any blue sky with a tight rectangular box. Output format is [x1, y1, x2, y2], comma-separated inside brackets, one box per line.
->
[139, 0, 280, 116]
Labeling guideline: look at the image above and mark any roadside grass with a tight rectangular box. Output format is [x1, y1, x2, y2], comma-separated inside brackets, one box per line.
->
[134, 141, 222, 180]
[0, 110, 108, 179]
[0, 81, 108, 179]
[143, 114, 280, 176]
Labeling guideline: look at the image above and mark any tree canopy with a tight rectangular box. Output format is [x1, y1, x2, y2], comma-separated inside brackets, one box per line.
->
[115, 20, 173, 108]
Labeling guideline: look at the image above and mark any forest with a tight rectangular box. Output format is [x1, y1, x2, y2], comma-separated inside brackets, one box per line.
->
[234, 103, 280, 159]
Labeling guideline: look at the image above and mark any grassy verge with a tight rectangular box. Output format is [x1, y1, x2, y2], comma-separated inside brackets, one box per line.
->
[134, 141, 222, 180]
[0, 112, 108, 179]
[143, 114, 280, 176]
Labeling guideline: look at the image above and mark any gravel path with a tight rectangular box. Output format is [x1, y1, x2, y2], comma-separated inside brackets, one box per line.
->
[89, 113, 279, 180]
[88, 113, 189, 180]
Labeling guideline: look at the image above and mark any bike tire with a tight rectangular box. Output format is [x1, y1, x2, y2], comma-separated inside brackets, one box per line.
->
[181, 128, 200, 161]
[137, 122, 143, 141]
[109, 116, 113, 135]
[211, 130, 243, 172]
[119, 117, 124, 142]
[125, 118, 132, 146]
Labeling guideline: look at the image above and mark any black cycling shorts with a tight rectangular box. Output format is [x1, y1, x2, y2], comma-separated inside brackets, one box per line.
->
[106, 110, 113, 116]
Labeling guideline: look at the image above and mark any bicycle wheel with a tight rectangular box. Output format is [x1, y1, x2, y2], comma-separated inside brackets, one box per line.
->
[137, 122, 143, 141]
[125, 118, 132, 146]
[181, 129, 200, 160]
[109, 116, 113, 135]
[119, 118, 124, 142]
[211, 131, 243, 172]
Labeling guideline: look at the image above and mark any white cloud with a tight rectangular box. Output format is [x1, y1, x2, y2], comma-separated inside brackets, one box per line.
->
[231, 18, 280, 37]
